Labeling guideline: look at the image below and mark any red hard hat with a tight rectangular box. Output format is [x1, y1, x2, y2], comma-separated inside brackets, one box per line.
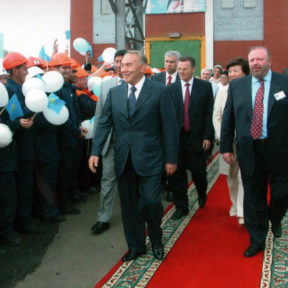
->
[26, 57, 42, 68]
[49, 53, 71, 67]
[3, 52, 28, 70]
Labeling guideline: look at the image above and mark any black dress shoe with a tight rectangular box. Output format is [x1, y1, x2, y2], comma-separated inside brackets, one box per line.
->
[172, 209, 188, 220]
[244, 245, 265, 257]
[122, 250, 146, 262]
[152, 243, 164, 260]
[198, 196, 207, 208]
[165, 190, 173, 202]
[272, 223, 282, 238]
[91, 222, 110, 234]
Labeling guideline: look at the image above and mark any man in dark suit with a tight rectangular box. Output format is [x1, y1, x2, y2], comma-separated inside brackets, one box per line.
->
[89, 50, 179, 261]
[151, 50, 181, 85]
[151, 50, 181, 201]
[221, 46, 288, 257]
[168, 56, 214, 220]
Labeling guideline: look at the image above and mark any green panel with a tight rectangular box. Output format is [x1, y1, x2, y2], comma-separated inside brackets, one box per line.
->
[150, 40, 201, 76]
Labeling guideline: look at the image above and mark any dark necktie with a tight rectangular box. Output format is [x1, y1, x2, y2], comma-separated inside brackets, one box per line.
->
[128, 86, 137, 117]
[251, 80, 264, 139]
[167, 75, 172, 85]
[184, 83, 190, 132]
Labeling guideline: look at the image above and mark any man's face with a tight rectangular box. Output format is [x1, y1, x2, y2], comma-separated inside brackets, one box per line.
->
[177, 61, 195, 82]
[0, 75, 8, 85]
[165, 55, 178, 75]
[220, 74, 229, 86]
[248, 48, 271, 79]
[75, 77, 87, 89]
[56, 65, 71, 81]
[114, 55, 124, 77]
[213, 67, 221, 79]
[14, 64, 28, 85]
[121, 53, 146, 86]
[201, 70, 211, 80]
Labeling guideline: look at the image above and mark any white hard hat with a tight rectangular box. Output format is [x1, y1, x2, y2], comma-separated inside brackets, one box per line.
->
[0, 65, 8, 76]
[26, 66, 45, 80]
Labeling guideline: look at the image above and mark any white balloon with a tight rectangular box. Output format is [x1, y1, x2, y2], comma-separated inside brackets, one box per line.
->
[42, 71, 64, 93]
[103, 75, 113, 81]
[0, 82, 9, 107]
[0, 123, 13, 148]
[25, 89, 48, 113]
[81, 119, 94, 139]
[102, 47, 116, 64]
[26, 66, 45, 80]
[87, 76, 102, 91]
[73, 38, 89, 55]
[22, 77, 46, 96]
[43, 106, 69, 125]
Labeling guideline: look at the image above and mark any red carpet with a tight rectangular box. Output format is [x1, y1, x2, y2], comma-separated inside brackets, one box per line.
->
[147, 175, 264, 288]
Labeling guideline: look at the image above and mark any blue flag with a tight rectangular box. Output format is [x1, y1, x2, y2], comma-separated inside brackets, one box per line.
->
[97, 54, 103, 62]
[36, 74, 46, 84]
[88, 43, 93, 58]
[39, 46, 51, 62]
[89, 116, 95, 124]
[48, 93, 65, 114]
[65, 30, 70, 40]
[6, 94, 24, 121]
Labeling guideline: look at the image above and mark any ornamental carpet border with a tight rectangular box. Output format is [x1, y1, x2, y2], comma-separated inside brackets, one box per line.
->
[101, 156, 220, 288]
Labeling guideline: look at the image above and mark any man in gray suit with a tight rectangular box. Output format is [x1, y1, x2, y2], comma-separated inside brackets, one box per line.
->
[89, 51, 179, 261]
[90, 49, 126, 235]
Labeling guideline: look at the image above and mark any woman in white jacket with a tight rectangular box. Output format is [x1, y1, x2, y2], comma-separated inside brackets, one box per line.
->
[213, 57, 250, 225]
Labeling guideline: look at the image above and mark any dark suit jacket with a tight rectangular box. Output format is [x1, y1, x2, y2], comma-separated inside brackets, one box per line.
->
[151, 71, 180, 86]
[6, 78, 35, 161]
[220, 72, 288, 180]
[168, 78, 214, 152]
[91, 78, 179, 176]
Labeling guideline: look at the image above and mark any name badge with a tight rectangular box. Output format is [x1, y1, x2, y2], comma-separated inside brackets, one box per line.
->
[274, 91, 286, 100]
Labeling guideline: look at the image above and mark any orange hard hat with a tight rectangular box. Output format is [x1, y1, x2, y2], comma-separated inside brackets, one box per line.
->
[70, 58, 81, 69]
[3, 52, 28, 70]
[49, 53, 71, 67]
[76, 67, 89, 78]
[144, 65, 153, 75]
[26, 57, 42, 68]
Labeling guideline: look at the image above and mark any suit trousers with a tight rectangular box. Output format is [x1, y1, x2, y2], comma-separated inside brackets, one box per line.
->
[117, 155, 163, 253]
[0, 172, 17, 237]
[35, 161, 59, 218]
[171, 131, 208, 211]
[241, 141, 288, 247]
[97, 142, 118, 222]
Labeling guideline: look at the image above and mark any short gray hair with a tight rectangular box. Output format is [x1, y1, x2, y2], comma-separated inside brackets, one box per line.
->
[164, 50, 181, 62]
[201, 68, 212, 75]
[126, 50, 148, 65]
[248, 46, 271, 60]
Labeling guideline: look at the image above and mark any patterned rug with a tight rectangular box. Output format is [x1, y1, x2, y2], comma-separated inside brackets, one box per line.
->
[95, 155, 288, 288]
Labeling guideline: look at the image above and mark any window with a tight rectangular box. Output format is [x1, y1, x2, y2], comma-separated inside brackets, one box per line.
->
[222, 0, 234, 9]
[244, 0, 256, 8]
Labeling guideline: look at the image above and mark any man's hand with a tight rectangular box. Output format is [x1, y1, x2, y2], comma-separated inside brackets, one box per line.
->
[20, 118, 34, 129]
[222, 153, 235, 165]
[89, 156, 99, 173]
[78, 127, 88, 139]
[202, 139, 211, 151]
[165, 163, 177, 176]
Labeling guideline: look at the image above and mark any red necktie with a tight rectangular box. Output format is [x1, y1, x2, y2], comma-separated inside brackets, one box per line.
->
[167, 75, 172, 85]
[184, 83, 190, 132]
[251, 80, 264, 139]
